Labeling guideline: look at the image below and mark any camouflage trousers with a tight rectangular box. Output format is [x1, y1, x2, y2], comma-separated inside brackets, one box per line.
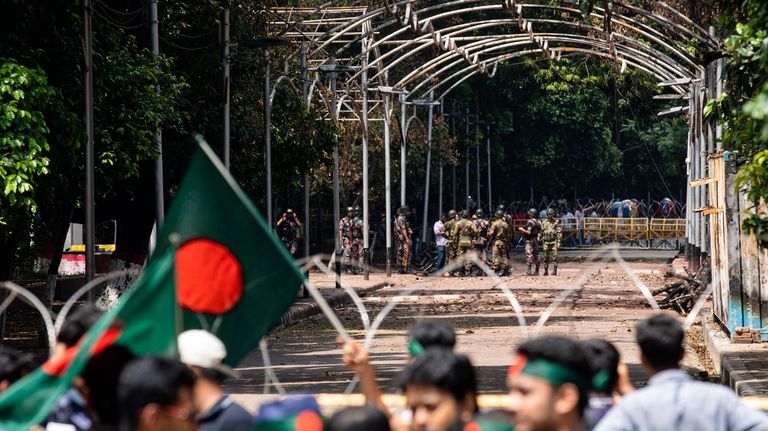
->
[472, 244, 486, 268]
[456, 245, 473, 272]
[396, 240, 411, 270]
[348, 239, 365, 270]
[542, 242, 559, 268]
[492, 240, 508, 271]
[525, 239, 540, 267]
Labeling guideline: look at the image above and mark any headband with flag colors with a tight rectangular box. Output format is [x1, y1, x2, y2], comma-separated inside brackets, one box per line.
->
[508, 355, 588, 391]
[408, 338, 426, 357]
[0, 135, 305, 430]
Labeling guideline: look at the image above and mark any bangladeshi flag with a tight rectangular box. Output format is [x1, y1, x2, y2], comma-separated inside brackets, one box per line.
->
[0, 135, 304, 429]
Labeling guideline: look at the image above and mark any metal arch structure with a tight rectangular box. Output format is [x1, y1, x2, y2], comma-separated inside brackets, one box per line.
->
[267, 0, 726, 270]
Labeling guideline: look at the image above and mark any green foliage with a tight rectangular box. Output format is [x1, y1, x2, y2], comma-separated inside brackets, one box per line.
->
[716, 0, 768, 245]
[0, 61, 54, 219]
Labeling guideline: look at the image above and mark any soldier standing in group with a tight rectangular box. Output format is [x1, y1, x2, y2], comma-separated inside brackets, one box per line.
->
[451, 210, 475, 276]
[472, 209, 490, 275]
[339, 206, 355, 274]
[517, 208, 541, 276]
[487, 209, 510, 276]
[394, 206, 413, 274]
[276, 209, 302, 256]
[540, 208, 562, 276]
[443, 210, 459, 275]
[352, 205, 365, 273]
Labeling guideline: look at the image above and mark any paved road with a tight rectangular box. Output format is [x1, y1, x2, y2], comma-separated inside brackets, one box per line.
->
[226, 254, 708, 411]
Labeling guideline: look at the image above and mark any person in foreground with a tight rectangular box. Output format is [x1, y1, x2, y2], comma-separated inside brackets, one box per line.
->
[507, 336, 591, 431]
[393, 348, 478, 431]
[177, 329, 252, 431]
[594, 314, 768, 431]
[118, 356, 197, 431]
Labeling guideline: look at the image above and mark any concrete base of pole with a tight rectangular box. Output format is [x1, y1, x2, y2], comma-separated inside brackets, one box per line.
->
[364, 248, 370, 280]
[386, 247, 392, 277]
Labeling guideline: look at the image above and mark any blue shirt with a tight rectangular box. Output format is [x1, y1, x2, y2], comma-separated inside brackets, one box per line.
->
[199, 395, 253, 431]
[594, 369, 768, 431]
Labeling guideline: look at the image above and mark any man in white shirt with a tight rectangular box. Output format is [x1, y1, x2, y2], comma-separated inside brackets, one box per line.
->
[595, 315, 768, 431]
[433, 214, 449, 270]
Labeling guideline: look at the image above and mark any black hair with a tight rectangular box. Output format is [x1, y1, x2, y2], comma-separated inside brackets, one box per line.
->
[324, 405, 390, 431]
[635, 314, 684, 371]
[409, 320, 456, 351]
[82, 344, 135, 425]
[197, 366, 228, 385]
[516, 336, 591, 415]
[0, 346, 32, 385]
[580, 339, 620, 395]
[57, 305, 103, 347]
[397, 349, 477, 409]
[118, 356, 196, 431]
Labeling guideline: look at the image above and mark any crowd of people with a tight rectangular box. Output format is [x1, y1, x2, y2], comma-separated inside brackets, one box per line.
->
[2, 309, 765, 431]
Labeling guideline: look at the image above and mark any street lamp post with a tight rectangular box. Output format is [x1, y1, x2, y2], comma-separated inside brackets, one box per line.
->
[316, 60, 354, 286]
[242, 38, 291, 227]
[408, 95, 441, 247]
[377, 86, 408, 277]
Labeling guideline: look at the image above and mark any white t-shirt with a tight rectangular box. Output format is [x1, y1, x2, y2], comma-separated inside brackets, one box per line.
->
[434, 220, 448, 247]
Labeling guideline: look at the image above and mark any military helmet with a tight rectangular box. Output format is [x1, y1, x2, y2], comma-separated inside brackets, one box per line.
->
[346, 206, 354, 213]
[286, 208, 294, 214]
[398, 205, 410, 215]
[495, 210, 504, 218]
[527, 208, 538, 217]
[496, 204, 506, 212]
[448, 209, 457, 218]
[475, 208, 484, 217]
[546, 208, 555, 216]
[354, 205, 362, 214]
[461, 210, 470, 218]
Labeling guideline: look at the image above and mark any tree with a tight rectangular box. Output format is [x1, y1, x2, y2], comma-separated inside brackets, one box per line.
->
[0, 61, 55, 280]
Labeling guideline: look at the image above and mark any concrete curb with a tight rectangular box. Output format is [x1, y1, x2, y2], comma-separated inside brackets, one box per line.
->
[273, 282, 392, 332]
[702, 317, 768, 397]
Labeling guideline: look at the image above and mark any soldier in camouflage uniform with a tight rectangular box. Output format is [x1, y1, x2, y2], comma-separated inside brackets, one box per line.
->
[339, 206, 355, 274]
[350, 205, 365, 274]
[443, 210, 459, 275]
[517, 208, 541, 276]
[472, 209, 490, 275]
[487, 210, 510, 276]
[394, 206, 413, 274]
[540, 208, 562, 276]
[451, 210, 475, 276]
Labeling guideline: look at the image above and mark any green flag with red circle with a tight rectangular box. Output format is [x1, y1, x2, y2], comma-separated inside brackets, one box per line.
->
[0, 135, 304, 429]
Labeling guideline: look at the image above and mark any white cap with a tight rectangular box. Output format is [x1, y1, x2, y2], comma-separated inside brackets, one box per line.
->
[177, 330, 239, 378]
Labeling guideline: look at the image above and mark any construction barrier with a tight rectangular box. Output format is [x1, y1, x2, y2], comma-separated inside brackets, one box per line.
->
[510, 218, 685, 249]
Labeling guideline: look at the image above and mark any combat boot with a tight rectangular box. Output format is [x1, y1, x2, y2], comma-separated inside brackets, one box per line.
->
[552, 266, 558, 276]
[534, 265, 540, 276]
[543, 266, 549, 276]
[525, 265, 533, 276]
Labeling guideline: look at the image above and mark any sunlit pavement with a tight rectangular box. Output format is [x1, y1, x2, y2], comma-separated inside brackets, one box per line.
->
[227, 255, 708, 412]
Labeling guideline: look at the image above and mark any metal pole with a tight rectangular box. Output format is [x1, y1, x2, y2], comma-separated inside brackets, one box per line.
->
[361, 41, 370, 280]
[486, 124, 492, 211]
[421, 92, 434, 245]
[400, 98, 407, 207]
[475, 119, 481, 210]
[150, 0, 164, 233]
[465, 109, 470, 210]
[385, 96, 394, 277]
[83, 0, 96, 291]
[264, 50, 273, 226]
[451, 113, 456, 210]
[300, 43, 310, 258]
[330, 62, 341, 288]
[222, 5, 230, 170]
